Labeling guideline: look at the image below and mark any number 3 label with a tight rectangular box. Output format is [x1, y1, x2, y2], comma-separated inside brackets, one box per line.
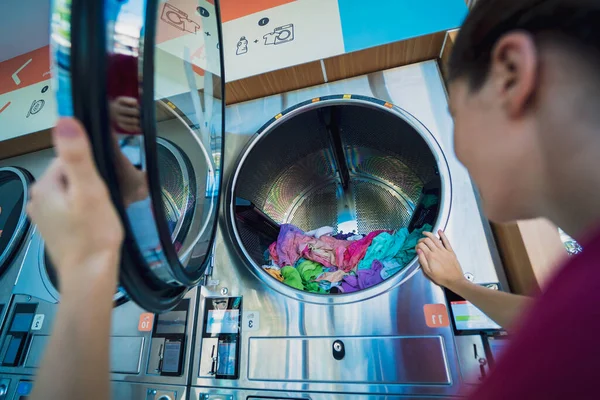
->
[243, 311, 260, 332]
[423, 304, 450, 328]
[31, 314, 45, 331]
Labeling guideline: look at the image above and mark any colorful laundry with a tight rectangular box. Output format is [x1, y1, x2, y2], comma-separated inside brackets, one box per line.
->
[301, 235, 352, 268]
[340, 260, 384, 293]
[306, 226, 335, 238]
[267, 223, 432, 294]
[280, 266, 304, 290]
[316, 269, 346, 283]
[357, 224, 432, 270]
[264, 267, 284, 282]
[343, 230, 387, 272]
[278, 260, 329, 293]
[422, 194, 439, 209]
[357, 229, 408, 270]
[274, 224, 315, 266]
[380, 259, 403, 280]
[333, 232, 360, 240]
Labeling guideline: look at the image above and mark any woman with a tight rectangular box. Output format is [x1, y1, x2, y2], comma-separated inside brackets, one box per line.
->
[29, 0, 600, 398]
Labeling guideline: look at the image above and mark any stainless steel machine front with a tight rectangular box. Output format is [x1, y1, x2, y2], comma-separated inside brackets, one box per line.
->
[190, 61, 506, 398]
[0, 375, 187, 400]
[0, 143, 199, 398]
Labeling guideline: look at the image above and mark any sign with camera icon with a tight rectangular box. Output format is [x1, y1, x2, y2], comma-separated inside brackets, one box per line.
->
[223, 1, 344, 81]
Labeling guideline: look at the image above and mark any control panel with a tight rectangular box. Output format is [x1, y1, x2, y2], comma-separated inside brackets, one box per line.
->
[147, 299, 190, 376]
[0, 304, 37, 367]
[198, 297, 242, 380]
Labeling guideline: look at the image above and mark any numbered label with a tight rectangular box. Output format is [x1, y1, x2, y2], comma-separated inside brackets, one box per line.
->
[31, 314, 45, 331]
[423, 304, 450, 328]
[138, 312, 154, 332]
[242, 311, 260, 332]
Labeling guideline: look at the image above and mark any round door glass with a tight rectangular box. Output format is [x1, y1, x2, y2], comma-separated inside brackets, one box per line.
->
[0, 168, 31, 275]
[50, 0, 225, 312]
[105, 0, 224, 286]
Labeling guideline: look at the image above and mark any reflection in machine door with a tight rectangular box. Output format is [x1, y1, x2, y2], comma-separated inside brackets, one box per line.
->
[49, 0, 226, 313]
[0, 167, 33, 339]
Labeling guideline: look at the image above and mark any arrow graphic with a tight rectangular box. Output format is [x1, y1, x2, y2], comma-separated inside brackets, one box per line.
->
[12, 59, 32, 85]
[0, 102, 10, 114]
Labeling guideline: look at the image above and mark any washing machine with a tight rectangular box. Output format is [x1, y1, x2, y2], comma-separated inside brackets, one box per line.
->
[0, 167, 34, 345]
[0, 138, 200, 399]
[0, 374, 188, 400]
[44, 0, 507, 399]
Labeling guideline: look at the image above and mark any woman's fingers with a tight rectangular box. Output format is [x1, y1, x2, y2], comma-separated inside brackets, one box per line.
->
[419, 237, 438, 252]
[417, 246, 430, 273]
[51, 118, 100, 190]
[439, 230, 453, 251]
[423, 231, 444, 248]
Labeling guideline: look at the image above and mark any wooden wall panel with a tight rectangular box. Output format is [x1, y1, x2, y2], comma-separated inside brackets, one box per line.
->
[493, 219, 566, 295]
[225, 61, 325, 105]
[0, 128, 52, 160]
[323, 31, 446, 83]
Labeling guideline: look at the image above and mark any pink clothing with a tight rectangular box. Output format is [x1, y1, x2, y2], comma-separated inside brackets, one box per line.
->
[301, 235, 351, 267]
[272, 224, 387, 270]
[268, 242, 279, 264]
[342, 230, 387, 272]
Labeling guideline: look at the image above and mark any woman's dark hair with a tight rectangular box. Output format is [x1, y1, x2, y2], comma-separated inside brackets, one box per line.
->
[448, 0, 600, 91]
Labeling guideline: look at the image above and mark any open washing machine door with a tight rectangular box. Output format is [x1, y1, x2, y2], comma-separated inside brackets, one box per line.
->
[50, 0, 225, 312]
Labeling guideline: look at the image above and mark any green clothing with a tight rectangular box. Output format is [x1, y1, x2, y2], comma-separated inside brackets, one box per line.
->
[282, 260, 330, 294]
[281, 266, 304, 290]
[422, 194, 439, 209]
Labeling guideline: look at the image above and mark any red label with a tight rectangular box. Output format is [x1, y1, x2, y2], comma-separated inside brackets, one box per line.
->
[424, 304, 450, 328]
[138, 313, 154, 332]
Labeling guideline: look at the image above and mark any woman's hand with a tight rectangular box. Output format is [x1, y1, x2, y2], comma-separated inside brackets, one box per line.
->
[416, 230, 466, 290]
[26, 118, 124, 289]
[109, 96, 140, 133]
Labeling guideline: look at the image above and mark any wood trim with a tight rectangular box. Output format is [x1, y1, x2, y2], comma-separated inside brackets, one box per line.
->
[323, 31, 446, 83]
[225, 61, 325, 105]
[493, 220, 566, 295]
[0, 128, 53, 160]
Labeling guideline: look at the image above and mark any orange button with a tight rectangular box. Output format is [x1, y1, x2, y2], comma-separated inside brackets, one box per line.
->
[138, 313, 154, 332]
[423, 304, 450, 328]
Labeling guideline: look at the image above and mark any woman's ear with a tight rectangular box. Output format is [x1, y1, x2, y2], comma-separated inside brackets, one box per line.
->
[489, 32, 538, 119]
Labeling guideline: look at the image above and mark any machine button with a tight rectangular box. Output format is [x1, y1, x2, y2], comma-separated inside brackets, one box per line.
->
[332, 340, 345, 360]
[0, 384, 7, 396]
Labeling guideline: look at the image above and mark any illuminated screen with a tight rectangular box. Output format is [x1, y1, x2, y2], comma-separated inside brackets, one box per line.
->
[206, 310, 239, 334]
[451, 300, 501, 331]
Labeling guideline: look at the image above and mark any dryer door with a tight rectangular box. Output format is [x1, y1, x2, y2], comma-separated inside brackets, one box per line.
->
[50, 0, 225, 312]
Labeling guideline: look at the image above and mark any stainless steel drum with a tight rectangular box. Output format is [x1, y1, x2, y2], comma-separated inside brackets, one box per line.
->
[229, 96, 452, 302]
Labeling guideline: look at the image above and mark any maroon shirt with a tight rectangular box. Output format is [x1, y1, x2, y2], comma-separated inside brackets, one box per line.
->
[469, 225, 600, 399]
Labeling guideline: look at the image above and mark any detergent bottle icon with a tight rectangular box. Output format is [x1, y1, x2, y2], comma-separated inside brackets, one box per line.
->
[236, 36, 248, 55]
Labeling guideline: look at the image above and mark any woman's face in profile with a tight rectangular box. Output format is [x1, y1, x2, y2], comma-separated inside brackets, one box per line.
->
[449, 76, 539, 224]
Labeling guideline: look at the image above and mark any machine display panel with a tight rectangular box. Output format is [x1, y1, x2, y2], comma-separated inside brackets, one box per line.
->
[445, 285, 503, 334]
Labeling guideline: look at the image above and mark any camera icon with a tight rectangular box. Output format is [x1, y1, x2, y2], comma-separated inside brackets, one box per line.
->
[263, 24, 294, 45]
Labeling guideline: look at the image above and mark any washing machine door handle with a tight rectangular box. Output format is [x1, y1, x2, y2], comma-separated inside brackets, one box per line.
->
[49, 0, 226, 313]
